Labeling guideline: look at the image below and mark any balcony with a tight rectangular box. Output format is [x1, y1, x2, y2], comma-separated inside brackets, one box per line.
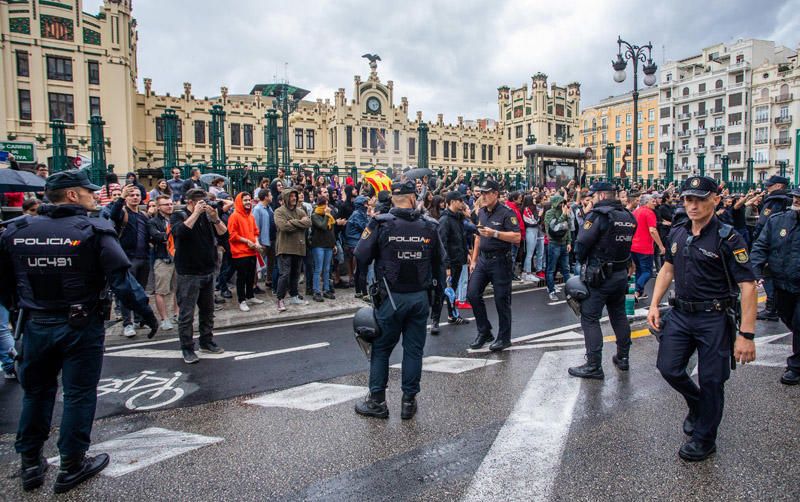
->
[677, 130, 692, 138]
[709, 125, 725, 133]
[678, 112, 692, 120]
[710, 145, 725, 153]
[774, 137, 792, 147]
[695, 128, 707, 136]
[755, 116, 770, 124]
[773, 94, 793, 104]
[675, 164, 692, 172]
[694, 110, 708, 118]
[711, 107, 726, 115]
[728, 61, 750, 71]
[775, 115, 792, 126]
[754, 137, 770, 145]
[677, 147, 691, 155]
[694, 147, 707, 154]
[729, 81, 745, 89]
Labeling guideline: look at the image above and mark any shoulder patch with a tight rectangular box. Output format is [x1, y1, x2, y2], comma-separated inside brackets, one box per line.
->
[733, 247, 749, 264]
[510, 216, 518, 226]
[583, 220, 592, 230]
[780, 228, 788, 237]
[361, 227, 372, 240]
[671, 242, 677, 254]
[763, 208, 772, 216]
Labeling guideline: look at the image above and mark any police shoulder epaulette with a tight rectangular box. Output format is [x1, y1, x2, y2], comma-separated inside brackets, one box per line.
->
[422, 215, 439, 225]
[374, 213, 395, 223]
[592, 206, 614, 215]
[718, 222, 734, 240]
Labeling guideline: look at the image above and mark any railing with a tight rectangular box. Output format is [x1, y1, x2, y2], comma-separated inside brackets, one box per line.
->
[694, 147, 706, 154]
[755, 116, 770, 124]
[773, 94, 793, 104]
[710, 144, 725, 153]
[774, 115, 792, 126]
[709, 125, 725, 133]
[754, 138, 769, 145]
[694, 110, 708, 117]
[695, 128, 707, 136]
[677, 147, 691, 155]
[677, 130, 692, 138]
[711, 107, 726, 115]
[678, 113, 692, 120]
[774, 137, 792, 147]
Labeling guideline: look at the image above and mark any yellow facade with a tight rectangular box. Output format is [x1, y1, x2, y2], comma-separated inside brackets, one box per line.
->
[1, 0, 580, 182]
[579, 88, 659, 180]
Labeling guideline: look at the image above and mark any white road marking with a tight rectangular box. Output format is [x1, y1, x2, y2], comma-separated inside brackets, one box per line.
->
[690, 332, 790, 376]
[391, 356, 502, 374]
[234, 342, 330, 361]
[47, 427, 223, 478]
[106, 349, 252, 359]
[462, 349, 583, 502]
[245, 382, 366, 411]
[548, 300, 567, 305]
[468, 339, 586, 353]
[534, 330, 584, 342]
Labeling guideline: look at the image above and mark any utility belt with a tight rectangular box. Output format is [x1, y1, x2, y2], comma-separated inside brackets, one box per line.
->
[668, 297, 733, 313]
[480, 250, 511, 260]
[28, 300, 109, 328]
[582, 261, 627, 287]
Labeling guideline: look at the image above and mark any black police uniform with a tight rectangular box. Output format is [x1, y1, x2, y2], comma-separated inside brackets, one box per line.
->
[353, 180, 444, 419]
[754, 176, 792, 322]
[751, 190, 800, 384]
[570, 184, 637, 378]
[0, 170, 158, 493]
[467, 180, 519, 351]
[656, 176, 756, 459]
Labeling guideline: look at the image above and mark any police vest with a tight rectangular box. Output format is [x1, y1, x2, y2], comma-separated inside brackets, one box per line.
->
[590, 206, 637, 264]
[5, 215, 109, 310]
[374, 214, 438, 293]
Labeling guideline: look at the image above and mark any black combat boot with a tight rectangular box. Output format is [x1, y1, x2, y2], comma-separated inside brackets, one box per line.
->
[612, 345, 630, 371]
[469, 332, 494, 349]
[20, 450, 48, 491]
[354, 394, 389, 419]
[683, 404, 699, 436]
[53, 453, 110, 494]
[430, 320, 440, 336]
[401, 394, 417, 420]
[679, 440, 716, 461]
[489, 337, 512, 352]
[568, 353, 605, 380]
[780, 368, 800, 385]
[756, 297, 779, 321]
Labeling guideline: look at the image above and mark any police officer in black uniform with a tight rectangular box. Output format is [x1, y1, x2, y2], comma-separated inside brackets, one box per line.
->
[754, 175, 792, 322]
[648, 176, 757, 462]
[0, 170, 159, 493]
[751, 187, 800, 385]
[467, 179, 521, 352]
[568, 182, 637, 379]
[353, 179, 444, 420]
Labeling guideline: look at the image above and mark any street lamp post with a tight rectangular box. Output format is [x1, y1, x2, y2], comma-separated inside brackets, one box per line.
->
[612, 36, 657, 184]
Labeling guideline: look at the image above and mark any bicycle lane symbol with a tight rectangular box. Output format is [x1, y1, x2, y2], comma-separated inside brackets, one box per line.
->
[97, 370, 197, 411]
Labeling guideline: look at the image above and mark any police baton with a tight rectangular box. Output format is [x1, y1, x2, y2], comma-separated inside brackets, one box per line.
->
[12, 308, 24, 341]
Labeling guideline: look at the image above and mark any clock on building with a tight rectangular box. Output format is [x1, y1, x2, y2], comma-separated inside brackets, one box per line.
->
[366, 97, 381, 114]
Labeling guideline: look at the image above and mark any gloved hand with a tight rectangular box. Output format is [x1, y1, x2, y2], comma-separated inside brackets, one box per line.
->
[142, 309, 159, 339]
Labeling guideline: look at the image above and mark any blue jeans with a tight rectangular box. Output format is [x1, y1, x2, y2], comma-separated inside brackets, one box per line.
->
[632, 252, 654, 295]
[16, 314, 105, 457]
[546, 243, 570, 293]
[370, 291, 429, 396]
[524, 227, 544, 273]
[312, 247, 333, 294]
[0, 305, 15, 372]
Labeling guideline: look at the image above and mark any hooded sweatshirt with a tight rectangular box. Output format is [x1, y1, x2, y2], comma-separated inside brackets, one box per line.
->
[227, 192, 260, 258]
[544, 194, 572, 246]
[273, 188, 311, 256]
[344, 196, 369, 248]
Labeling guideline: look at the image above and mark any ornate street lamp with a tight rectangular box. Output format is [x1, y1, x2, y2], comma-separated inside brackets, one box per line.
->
[612, 36, 657, 183]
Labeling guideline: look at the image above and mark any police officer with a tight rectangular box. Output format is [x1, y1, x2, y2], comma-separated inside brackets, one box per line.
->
[568, 182, 637, 379]
[467, 179, 521, 352]
[751, 187, 800, 385]
[0, 170, 159, 493]
[754, 175, 792, 322]
[353, 179, 444, 420]
[648, 176, 757, 462]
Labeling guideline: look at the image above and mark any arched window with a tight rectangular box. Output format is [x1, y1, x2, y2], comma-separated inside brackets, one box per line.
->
[682, 87, 690, 96]
[591, 119, 596, 128]
[761, 88, 769, 99]
[715, 79, 723, 89]
[780, 84, 789, 97]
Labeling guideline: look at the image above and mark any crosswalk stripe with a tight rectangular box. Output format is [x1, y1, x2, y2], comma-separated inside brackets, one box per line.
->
[106, 349, 252, 359]
[234, 342, 330, 360]
[391, 356, 502, 373]
[245, 382, 367, 411]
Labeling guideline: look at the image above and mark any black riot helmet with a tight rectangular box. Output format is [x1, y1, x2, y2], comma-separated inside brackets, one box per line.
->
[353, 306, 381, 359]
[564, 276, 590, 317]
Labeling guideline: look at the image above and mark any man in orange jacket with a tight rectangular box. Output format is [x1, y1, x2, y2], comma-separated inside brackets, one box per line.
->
[228, 192, 264, 312]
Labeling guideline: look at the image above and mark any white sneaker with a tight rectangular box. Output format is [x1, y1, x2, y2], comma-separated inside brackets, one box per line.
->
[548, 291, 559, 302]
[247, 297, 265, 305]
[239, 301, 251, 312]
[160, 319, 174, 331]
[288, 296, 308, 306]
[123, 324, 136, 338]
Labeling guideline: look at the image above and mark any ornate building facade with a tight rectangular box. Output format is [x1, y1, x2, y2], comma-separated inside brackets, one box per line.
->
[1, 0, 580, 178]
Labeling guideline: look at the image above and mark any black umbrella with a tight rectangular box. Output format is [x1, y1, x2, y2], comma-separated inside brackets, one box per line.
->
[0, 169, 46, 193]
[403, 167, 434, 180]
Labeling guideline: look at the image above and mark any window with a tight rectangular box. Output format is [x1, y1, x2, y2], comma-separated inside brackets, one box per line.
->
[754, 149, 768, 163]
[481, 144, 487, 161]
[728, 112, 742, 125]
[16, 51, 29, 77]
[155, 117, 164, 142]
[660, 107, 670, 119]
[615, 146, 621, 158]
[648, 141, 655, 155]
[602, 117, 607, 127]
[637, 143, 642, 156]
[714, 98, 724, 112]
[615, 131, 621, 142]
[443, 140, 449, 159]
[393, 130, 400, 152]
[488, 145, 494, 161]
[755, 127, 769, 143]
[661, 124, 669, 135]
[648, 109, 655, 121]
[306, 130, 315, 151]
[727, 133, 741, 146]
[715, 79, 723, 89]
[194, 121, 206, 144]
[48, 92, 74, 123]
[515, 144, 523, 159]
[89, 96, 101, 117]
[346, 126, 353, 148]
[431, 140, 437, 158]
[735, 73, 744, 84]
[682, 87, 689, 96]
[615, 115, 621, 127]
[295, 129, 304, 149]
[728, 93, 742, 107]
[408, 137, 416, 156]
[470, 143, 475, 160]
[637, 111, 643, 122]
[508, 146, 511, 161]
[626, 113, 632, 125]
[361, 127, 367, 149]
[46, 56, 72, 81]
[648, 158, 654, 171]
[243, 125, 253, 146]
[507, 127, 511, 139]
[379, 129, 386, 151]
[780, 105, 789, 118]
[626, 129, 631, 141]
[277, 127, 283, 147]
[463, 142, 469, 160]
[451, 141, 457, 159]
[515, 125, 523, 138]
[18, 89, 31, 120]
[699, 83, 706, 93]
[555, 104, 564, 116]
[88, 61, 100, 85]
[230, 123, 241, 146]
[648, 125, 655, 138]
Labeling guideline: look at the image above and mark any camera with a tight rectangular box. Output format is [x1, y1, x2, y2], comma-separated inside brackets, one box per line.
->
[203, 199, 222, 209]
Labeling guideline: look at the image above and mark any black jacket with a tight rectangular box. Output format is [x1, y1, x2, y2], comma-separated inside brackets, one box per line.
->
[109, 198, 150, 260]
[148, 213, 171, 261]
[751, 209, 800, 294]
[438, 208, 468, 266]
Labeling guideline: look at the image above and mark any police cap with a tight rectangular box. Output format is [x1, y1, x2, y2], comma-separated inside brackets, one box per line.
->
[587, 181, 616, 195]
[790, 187, 800, 197]
[765, 175, 790, 187]
[477, 179, 500, 192]
[392, 179, 417, 195]
[45, 169, 101, 191]
[445, 191, 464, 203]
[681, 176, 719, 198]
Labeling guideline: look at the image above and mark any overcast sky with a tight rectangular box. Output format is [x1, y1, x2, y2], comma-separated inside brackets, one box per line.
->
[87, 0, 800, 123]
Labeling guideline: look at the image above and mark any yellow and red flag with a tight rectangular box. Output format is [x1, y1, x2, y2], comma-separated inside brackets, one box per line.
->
[362, 168, 392, 194]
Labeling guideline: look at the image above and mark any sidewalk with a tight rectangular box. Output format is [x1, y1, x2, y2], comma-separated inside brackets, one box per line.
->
[105, 279, 546, 347]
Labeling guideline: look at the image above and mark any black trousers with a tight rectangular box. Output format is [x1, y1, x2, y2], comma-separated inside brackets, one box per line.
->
[581, 269, 630, 356]
[276, 254, 303, 300]
[775, 287, 800, 372]
[233, 255, 256, 303]
[431, 263, 464, 322]
[656, 309, 731, 445]
[467, 254, 512, 342]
